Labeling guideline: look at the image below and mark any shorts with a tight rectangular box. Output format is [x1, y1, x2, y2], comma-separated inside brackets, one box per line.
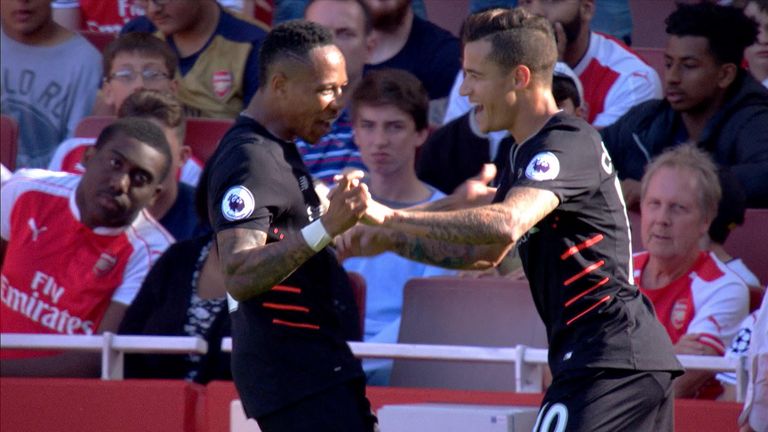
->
[533, 368, 675, 432]
[255, 377, 377, 432]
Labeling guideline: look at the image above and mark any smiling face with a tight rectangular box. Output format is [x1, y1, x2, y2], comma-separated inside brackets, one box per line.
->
[459, 39, 517, 133]
[640, 166, 710, 261]
[78, 133, 167, 228]
[279, 45, 348, 143]
[663, 35, 731, 114]
[353, 104, 426, 177]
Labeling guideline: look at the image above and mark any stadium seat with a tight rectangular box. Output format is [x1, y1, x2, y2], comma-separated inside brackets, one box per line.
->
[347, 271, 367, 338]
[184, 118, 233, 164]
[80, 31, 116, 53]
[74, 115, 114, 138]
[634, 47, 665, 79]
[390, 277, 547, 392]
[724, 208, 768, 289]
[1, 115, 19, 171]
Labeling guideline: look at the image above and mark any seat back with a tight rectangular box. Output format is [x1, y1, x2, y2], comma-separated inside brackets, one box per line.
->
[185, 118, 233, 164]
[724, 208, 768, 286]
[634, 47, 665, 79]
[1, 115, 19, 171]
[74, 116, 115, 138]
[390, 277, 547, 391]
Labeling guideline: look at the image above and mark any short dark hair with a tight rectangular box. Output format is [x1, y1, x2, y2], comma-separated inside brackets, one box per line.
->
[552, 76, 581, 107]
[461, 8, 557, 78]
[102, 32, 177, 78]
[118, 89, 186, 141]
[304, 0, 373, 35]
[665, 3, 757, 66]
[94, 117, 173, 182]
[257, 20, 334, 89]
[351, 69, 429, 131]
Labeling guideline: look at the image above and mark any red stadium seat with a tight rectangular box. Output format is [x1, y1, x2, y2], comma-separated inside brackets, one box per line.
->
[634, 47, 666, 80]
[80, 31, 117, 53]
[390, 277, 547, 391]
[1, 115, 19, 171]
[184, 118, 233, 164]
[347, 271, 367, 338]
[724, 208, 768, 288]
[74, 115, 114, 138]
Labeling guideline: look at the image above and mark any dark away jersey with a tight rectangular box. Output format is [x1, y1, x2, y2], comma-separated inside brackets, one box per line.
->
[203, 116, 363, 418]
[493, 112, 682, 377]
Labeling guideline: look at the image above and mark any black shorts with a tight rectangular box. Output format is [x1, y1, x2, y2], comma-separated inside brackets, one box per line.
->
[533, 368, 675, 432]
[255, 377, 377, 432]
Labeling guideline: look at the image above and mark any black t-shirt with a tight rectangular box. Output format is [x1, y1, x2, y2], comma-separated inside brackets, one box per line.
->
[493, 113, 682, 377]
[203, 115, 363, 418]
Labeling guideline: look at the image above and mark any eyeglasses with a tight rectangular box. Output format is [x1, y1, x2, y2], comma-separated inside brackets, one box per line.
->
[108, 68, 171, 83]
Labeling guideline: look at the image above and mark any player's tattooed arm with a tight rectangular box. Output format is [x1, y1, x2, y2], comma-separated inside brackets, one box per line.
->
[368, 186, 559, 246]
[216, 228, 316, 301]
[389, 231, 514, 269]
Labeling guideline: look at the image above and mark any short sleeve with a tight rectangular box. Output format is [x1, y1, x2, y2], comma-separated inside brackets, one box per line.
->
[206, 139, 285, 233]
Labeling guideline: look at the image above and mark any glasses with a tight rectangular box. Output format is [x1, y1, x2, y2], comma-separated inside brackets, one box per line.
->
[108, 68, 171, 83]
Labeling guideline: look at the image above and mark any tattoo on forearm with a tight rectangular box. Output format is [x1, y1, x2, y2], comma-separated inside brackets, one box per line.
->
[389, 231, 506, 270]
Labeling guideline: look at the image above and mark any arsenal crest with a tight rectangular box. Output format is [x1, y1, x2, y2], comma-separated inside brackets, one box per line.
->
[93, 253, 118, 277]
[213, 70, 233, 99]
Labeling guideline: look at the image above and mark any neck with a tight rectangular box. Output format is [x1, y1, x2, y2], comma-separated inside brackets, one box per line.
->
[244, 92, 293, 141]
[509, 88, 560, 145]
[680, 93, 727, 142]
[642, 250, 701, 289]
[6, 20, 70, 46]
[563, 29, 591, 68]
[369, 169, 430, 204]
[171, 2, 220, 56]
[369, 10, 413, 64]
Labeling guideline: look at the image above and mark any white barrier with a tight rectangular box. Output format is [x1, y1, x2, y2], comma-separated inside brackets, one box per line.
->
[0, 333, 207, 380]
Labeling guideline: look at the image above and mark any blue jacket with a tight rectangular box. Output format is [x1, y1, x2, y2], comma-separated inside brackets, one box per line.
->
[601, 72, 768, 208]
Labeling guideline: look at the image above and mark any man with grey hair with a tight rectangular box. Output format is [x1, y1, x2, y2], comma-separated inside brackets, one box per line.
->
[635, 145, 750, 399]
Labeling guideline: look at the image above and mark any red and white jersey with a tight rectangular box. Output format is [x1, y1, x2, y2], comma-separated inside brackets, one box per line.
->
[49, 137, 203, 187]
[0, 169, 173, 357]
[52, 0, 146, 33]
[634, 251, 750, 354]
[574, 32, 662, 128]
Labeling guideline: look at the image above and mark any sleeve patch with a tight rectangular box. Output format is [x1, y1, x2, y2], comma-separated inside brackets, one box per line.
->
[221, 185, 255, 221]
[525, 152, 561, 181]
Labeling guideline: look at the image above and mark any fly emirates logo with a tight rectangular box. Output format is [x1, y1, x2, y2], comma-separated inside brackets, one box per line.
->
[1, 271, 95, 335]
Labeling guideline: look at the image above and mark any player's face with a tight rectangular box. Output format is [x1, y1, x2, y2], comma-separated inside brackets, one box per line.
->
[519, 0, 586, 44]
[353, 104, 427, 177]
[640, 166, 710, 261]
[146, 0, 200, 35]
[663, 36, 730, 114]
[459, 39, 518, 134]
[0, 0, 52, 40]
[104, 52, 177, 111]
[744, 2, 768, 80]
[78, 134, 167, 228]
[306, 0, 371, 88]
[284, 45, 348, 144]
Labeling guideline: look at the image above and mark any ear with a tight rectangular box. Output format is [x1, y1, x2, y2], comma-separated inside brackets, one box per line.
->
[717, 63, 738, 89]
[147, 184, 164, 207]
[81, 145, 98, 168]
[365, 33, 377, 63]
[581, 0, 596, 21]
[414, 127, 430, 148]
[512, 65, 531, 89]
[102, 82, 115, 107]
[179, 145, 192, 164]
[168, 78, 179, 95]
[271, 71, 289, 96]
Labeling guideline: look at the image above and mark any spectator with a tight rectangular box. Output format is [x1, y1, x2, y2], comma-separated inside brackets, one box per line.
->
[601, 2, 768, 210]
[745, 0, 768, 88]
[634, 145, 749, 398]
[118, 233, 231, 384]
[417, 62, 584, 195]
[1, 0, 101, 168]
[445, 0, 660, 128]
[297, 0, 371, 185]
[49, 33, 202, 188]
[362, 0, 461, 122]
[737, 291, 768, 432]
[52, 0, 146, 33]
[340, 69, 455, 385]
[122, 0, 267, 119]
[0, 118, 174, 376]
[272, 0, 426, 24]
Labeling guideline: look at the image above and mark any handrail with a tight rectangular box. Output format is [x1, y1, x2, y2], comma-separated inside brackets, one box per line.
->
[1, 333, 208, 380]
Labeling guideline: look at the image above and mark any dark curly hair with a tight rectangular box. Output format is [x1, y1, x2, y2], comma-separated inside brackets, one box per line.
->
[257, 20, 334, 88]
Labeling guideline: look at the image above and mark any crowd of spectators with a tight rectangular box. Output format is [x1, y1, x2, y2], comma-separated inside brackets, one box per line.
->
[1, 1, 767, 428]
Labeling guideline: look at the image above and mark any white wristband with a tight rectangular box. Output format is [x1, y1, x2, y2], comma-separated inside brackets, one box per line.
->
[301, 219, 332, 252]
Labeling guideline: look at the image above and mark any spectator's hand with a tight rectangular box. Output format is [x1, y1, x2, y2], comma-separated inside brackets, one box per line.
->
[450, 164, 497, 209]
[322, 171, 368, 236]
[335, 225, 392, 261]
[674, 333, 718, 356]
[621, 179, 641, 210]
